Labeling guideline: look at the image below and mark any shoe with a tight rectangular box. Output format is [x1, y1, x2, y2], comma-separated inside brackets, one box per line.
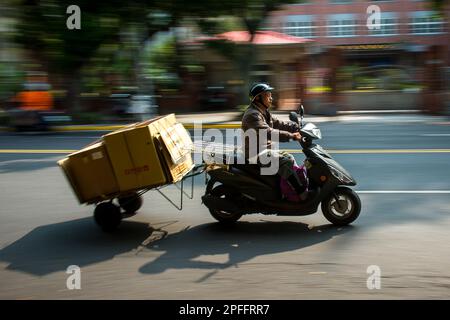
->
[299, 188, 320, 201]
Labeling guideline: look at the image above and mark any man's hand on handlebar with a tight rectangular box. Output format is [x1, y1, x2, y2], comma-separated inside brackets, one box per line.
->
[292, 132, 302, 141]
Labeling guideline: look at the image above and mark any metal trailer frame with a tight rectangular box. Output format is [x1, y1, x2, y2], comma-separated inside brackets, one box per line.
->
[91, 163, 206, 231]
[91, 139, 240, 230]
[131, 163, 206, 211]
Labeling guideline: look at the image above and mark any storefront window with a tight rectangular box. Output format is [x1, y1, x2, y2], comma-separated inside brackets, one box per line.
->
[368, 13, 398, 36]
[409, 11, 444, 35]
[283, 15, 316, 38]
[284, 21, 316, 38]
[326, 13, 358, 37]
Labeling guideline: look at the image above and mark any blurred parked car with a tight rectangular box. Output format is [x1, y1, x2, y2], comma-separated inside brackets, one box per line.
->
[9, 75, 71, 131]
[110, 93, 158, 120]
[201, 86, 233, 110]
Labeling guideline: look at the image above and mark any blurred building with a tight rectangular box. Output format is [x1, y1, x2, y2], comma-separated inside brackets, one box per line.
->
[186, 30, 312, 110]
[266, 0, 450, 113]
[270, 0, 449, 64]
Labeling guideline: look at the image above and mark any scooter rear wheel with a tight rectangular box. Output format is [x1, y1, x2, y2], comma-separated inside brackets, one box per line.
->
[208, 185, 243, 224]
[321, 187, 361, 226]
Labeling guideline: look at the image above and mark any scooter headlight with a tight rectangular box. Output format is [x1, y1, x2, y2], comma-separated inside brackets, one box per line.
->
[329, 165, 354, 184]
[312, 128, 322, 139]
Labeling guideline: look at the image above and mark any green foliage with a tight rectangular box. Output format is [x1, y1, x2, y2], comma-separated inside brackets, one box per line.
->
[0, 63, 24, 101]
[0, 110, 12, 126]
[15, 0, 126, 73]
[71, 111, 104, 124]
[11, 0, 303, 110]
[197, 16, 245, 35]
[144, 36, 181, 90]
[427, 0, 446, 15]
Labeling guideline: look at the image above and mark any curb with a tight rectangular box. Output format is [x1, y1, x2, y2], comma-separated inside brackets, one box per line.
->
[49, 124, 128, 132]
[1, 110, 447, 132]
[0, 123, 243, 132]
[50, 123, 243, 131]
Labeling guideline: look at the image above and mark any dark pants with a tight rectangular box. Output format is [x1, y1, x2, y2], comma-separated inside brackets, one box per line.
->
[258, 150, 304, 186]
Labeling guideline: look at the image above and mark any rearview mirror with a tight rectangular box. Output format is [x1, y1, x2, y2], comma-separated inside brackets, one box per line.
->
[289, 112, 299, 123]
[299, 104, 305, 117]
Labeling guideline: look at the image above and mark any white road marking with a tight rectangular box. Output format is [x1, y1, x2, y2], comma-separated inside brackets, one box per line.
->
[356, 190, 450, 194]
[421, 134, 450, 137]
[286, 149, 450, 154]
[2, 148, 450, 154]
[50, 136, 100, 139]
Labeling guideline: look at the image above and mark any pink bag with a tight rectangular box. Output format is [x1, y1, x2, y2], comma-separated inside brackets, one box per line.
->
[280, 164, 309, 202]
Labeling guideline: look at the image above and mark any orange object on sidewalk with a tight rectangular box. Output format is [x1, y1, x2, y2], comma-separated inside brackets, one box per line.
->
[17, 90, 53, 111]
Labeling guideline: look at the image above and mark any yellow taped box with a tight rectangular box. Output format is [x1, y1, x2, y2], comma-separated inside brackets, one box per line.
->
[102, 114, 193, 192]
[58, 142, 120, 204]
[157, 122, 194, 182]
[154, 118, 194, 182]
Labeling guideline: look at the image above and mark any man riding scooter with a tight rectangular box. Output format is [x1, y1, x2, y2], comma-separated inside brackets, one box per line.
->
[202, 85, 361, 225]
[242, 83, 312, 200]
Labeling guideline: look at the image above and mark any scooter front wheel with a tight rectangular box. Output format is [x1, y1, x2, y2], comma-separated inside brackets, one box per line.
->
[208, 184, 243, 224]
[321, 187, 361, 226]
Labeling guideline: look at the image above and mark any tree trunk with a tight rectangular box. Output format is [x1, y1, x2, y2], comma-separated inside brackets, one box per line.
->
[236, 29, 259, 105]
[65, 70, 82, 113]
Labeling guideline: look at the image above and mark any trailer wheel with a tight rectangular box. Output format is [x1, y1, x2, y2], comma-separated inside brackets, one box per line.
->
[118, 193, 143, 216]
[94, 202, 122, 232]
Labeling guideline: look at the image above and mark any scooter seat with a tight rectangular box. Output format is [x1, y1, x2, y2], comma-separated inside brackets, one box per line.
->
[227, 154, 280, 193]
[230, 163, 280, 191]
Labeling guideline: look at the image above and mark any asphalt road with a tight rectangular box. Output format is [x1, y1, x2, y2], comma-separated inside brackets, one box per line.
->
[0, 116, 449, 299]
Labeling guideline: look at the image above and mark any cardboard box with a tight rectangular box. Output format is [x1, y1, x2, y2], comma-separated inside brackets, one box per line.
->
[158, 122, 194, 182]
[150, 117, 194, 182]
[58, 142, 120, 204]
[102, 114, 193, 192]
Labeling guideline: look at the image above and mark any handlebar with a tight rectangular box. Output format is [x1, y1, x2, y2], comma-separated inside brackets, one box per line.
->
[299, 135, 312, 149]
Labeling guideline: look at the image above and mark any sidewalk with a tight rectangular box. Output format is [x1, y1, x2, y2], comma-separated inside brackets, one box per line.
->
[57, 110, 450, 131]
[1, 110, 449, 132]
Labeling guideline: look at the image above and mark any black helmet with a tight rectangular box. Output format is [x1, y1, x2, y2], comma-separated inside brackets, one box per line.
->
[249, 83, 274, 101]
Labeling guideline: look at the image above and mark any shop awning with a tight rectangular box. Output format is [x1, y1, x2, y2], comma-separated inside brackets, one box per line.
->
[193, 30, 313, 45]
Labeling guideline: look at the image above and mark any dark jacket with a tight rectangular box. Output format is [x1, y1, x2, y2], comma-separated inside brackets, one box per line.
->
[241, 102, 299, 159]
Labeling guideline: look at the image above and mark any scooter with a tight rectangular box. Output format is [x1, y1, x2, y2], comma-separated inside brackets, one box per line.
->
[201, 105, 361, 226]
